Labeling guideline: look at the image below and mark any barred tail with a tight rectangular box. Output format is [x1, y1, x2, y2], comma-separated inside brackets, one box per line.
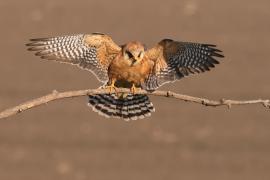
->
[88, 94, 155, 121]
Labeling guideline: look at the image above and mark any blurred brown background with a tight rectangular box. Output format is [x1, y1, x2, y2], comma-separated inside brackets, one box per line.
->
[0, 0, 270, 179]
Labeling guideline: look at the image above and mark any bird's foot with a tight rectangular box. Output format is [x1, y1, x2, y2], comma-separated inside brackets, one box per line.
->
[130, 84, 138, 94]
[104, 84, 118, 94]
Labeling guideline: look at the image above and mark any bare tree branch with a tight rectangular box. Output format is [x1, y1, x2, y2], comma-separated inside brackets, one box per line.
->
[0, 88, 269, 119]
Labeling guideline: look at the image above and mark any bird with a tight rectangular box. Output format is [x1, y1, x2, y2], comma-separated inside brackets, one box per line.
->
[26, 33, 224, 121]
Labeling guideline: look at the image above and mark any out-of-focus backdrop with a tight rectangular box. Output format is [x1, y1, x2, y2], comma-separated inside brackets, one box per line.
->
[0, 0, 269, 179]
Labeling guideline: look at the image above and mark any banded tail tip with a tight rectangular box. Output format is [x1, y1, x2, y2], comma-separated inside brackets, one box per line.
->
[88, 94, 155, 121]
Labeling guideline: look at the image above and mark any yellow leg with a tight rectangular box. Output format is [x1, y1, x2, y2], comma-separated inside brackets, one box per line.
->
[130, 83, 137, 94]
[104, 79, 117, 94]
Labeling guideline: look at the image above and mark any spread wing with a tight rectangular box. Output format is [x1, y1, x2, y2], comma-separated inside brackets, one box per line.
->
[26, 33, 121, 83]
[144, 39, 224, 90]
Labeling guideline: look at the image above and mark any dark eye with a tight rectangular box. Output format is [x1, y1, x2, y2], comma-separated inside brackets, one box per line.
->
[126, 51, 133, 58]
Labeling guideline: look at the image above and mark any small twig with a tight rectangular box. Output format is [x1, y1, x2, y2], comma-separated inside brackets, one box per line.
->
[0, 88, 269, 119]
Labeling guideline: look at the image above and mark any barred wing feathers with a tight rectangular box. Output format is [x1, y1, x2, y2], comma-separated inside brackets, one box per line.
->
[26, 33, 121, 82]
[145, 39, 224, 90]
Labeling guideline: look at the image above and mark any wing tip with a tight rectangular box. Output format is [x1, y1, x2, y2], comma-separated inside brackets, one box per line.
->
[29, 37, 50, 42]
[25, 41, 37, 47]
[92, 32, 105, 35]
[26, 46, 38, 51]
[213, 52, 225, 58]
[205, 44, 225, 58]
[204, 43, 217, 47]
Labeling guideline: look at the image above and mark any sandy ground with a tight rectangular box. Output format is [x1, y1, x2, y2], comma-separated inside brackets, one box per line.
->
[0, 0, 270, 179]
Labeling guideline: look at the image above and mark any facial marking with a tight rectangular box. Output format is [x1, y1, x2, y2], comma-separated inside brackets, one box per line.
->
[123, 41, 145, 65]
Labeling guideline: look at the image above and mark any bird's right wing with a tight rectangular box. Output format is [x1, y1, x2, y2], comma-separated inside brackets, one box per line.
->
[26, 33, 121, 83]
[144, 39, 224, 90]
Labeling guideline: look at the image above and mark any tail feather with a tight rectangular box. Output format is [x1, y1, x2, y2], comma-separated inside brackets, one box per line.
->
[88, 93, 155, 121]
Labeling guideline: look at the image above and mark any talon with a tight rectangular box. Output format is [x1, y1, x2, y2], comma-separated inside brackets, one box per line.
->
[104, 79, 117, 94]
[105, 85, 117, 94]
[130, 84, 137, 94]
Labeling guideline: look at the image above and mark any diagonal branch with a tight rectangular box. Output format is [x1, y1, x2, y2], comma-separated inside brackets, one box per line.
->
[0, 88, 269, 119]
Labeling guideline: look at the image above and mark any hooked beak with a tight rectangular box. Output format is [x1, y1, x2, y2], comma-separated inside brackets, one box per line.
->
[131, 57, 139, 65]
[134, 56, 140, 62]
[131, 51, 143, 65]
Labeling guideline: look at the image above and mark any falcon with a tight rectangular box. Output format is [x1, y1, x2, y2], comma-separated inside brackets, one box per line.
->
[26, 33, 224, 121]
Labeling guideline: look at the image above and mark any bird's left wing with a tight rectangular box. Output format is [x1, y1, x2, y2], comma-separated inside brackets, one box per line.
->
[26, 33, 121, 83]
[144, 39, 224, 90]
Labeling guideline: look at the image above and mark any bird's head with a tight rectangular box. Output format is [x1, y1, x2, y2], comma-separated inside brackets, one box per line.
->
[123, 41, 145, 66]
